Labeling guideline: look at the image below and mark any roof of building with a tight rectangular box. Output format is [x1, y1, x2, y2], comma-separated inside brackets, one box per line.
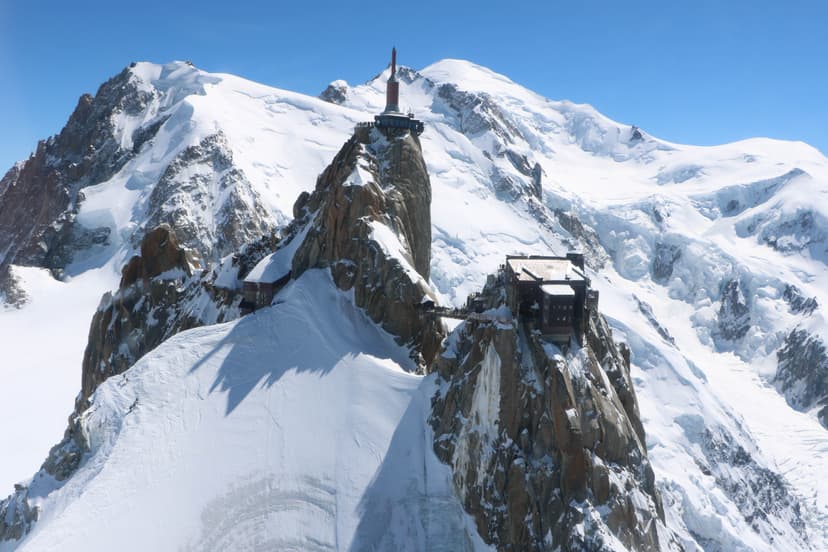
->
[541, 283, 576, 297]
[506, 256, 586, 284]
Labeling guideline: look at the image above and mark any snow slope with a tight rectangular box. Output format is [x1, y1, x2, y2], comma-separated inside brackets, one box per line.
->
[3, 270, 486, 552]
[2, 58, 827, 550]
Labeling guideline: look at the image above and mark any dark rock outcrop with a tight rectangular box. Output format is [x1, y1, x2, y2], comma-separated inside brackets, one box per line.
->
[79, 224, 240, 412]
[285, 125, 443, 366]
[761, 209, 825, 255]
[430, 277, 668, 551]
[319, 81, 348, 104]
[142, 132, 275, 261]
[782, 284, 819, 316]
[0, 66, 157, 285]
[775, 329, 828, 426]
[718, 278, 751, 341]
[701, 428, 806, 537]
[550, 208, 609, 270]
[436, 83, 523, 143]
[0, 269, 28, 309]
[652, 243, 682, 283]
[0, 485, 38, 541]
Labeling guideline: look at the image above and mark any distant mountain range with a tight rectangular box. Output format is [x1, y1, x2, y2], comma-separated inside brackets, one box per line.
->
[1, 57, 826, 551]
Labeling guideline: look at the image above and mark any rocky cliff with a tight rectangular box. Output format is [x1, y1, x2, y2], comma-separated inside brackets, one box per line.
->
[0, 67, 145, 285]
[0, 63, 276, 306]
[430, 275, 674, 551]
[0, 224, 277, 542]
[775, 328, 828, 428]
[79, 223, 236, 412]
[273, 124, 443, 366]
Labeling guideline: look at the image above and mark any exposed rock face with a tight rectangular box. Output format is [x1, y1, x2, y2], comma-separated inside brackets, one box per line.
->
[430, 277, 669, 551]
[652, 243, 682, 283]
[699, 427, 807, 539]
[319, 80, 348, 104]
[0, 225, 276, 543]
[288, 125, 442, 365]
[718, 278, 751, 341]
[775, 329, 828, 426]
[79, 224, 241, 412]
[436, 82, 523, 143]
[142, 132, 275, 261]
[550, 208, 609, 270]
[0, 485, 38, 542]
[0, 268, 28, 308]
[783, 284, 819, 315]
[761, 209, 826, 255]
[494, 149, 543, 201]
[0, 67, 155, 284]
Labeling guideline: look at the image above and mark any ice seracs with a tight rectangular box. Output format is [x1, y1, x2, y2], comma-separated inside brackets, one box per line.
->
[1, 53, 827, 552]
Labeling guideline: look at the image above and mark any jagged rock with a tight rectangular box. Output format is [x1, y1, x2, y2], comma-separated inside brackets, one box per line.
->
[287, 125, 443, 365]
[0, 268, 28, 308]
[131, 115, 169, 154]
[551, 208, 608, 270]
[79, 224, 238, 412]
[775, 329, 828, 418]
[319, 80, 348, 104]
[120, 224, 190, 287]
[489, 154, 543, 203]
[431, 278, 666, 551]
[782, 284, 819, 315]
[0, 485, 38, 541]
[819, 406, 828, 428]
[500, 151, 543, 200]
[652, 243, 682, 283]
[505, 149, 533, 176]
[436, 83, 523, 143]
[718, 278, 751, 340]
[233, 232, 282, 280]
[0, 66, 156, 285]
[531, 162, 543, 200]
[142, 132, 275, 261]
[635, 296, 676, 345]
[699, 427, 807, 540]
[762, 209, 825, 254]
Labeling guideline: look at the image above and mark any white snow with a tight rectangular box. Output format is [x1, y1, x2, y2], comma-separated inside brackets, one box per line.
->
[244, 225, 309, 284]
[2, 57, 827, 551]
[5, 271, 488, 551]
[0, 265, 118, 491]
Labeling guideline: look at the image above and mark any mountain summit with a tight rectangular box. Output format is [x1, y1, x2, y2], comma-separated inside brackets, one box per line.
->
[1, 57, 827, 551]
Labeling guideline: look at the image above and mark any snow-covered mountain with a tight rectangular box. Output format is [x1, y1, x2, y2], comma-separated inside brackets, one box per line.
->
[1, 58, 827, 550]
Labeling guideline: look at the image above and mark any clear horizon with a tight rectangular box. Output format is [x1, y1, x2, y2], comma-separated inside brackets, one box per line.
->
[1, 0, 826, 173]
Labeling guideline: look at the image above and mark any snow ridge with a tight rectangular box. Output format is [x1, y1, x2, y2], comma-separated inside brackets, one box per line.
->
[1, 57, 827, 551]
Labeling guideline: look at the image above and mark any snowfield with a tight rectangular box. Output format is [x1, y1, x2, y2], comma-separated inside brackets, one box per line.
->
[5, 271, 487, 552]
[2, 58, 827, 550]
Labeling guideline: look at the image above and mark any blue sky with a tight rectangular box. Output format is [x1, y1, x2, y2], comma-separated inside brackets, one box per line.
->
[1, 1, 826, 173]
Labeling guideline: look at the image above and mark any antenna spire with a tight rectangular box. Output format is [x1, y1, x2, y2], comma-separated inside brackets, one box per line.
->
[384, 47, 400, 113]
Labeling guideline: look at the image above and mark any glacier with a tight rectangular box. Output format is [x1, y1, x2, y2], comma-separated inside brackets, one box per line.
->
[1, 58, 827, 550]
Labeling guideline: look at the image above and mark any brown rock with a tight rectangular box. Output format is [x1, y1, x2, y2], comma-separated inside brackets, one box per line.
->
[430, 277, 667, 551]
[286, 126, 443, 367]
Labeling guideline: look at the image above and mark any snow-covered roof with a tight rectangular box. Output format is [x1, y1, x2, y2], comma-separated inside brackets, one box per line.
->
[540, 283, 575, 297]
[506, 257, 585, 284]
